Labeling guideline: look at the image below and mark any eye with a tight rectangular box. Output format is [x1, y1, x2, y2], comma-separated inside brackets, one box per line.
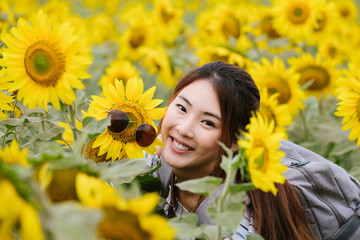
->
[176, 104, 186, 112]
[202, 120, 216, 128]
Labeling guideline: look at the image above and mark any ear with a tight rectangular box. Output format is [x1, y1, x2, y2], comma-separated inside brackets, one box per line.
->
[230, 142, 238, 152]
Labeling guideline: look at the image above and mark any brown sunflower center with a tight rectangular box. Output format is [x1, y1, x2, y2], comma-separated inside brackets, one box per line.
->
[287, 5, 310, 24]
[266, 78, 291, 104]
[84, 139, 110, 162]
[299, 65, 330, 90]
[24, 41, 65, 87]
[108, 102, 147, 143]
[340, 7, 350, 18]
[160, 7, 175, 23]
[222, 14, 240, 39]
[260, 15, 281, 38]
[98, 208, 151, 240]
[130, 28, 146, 49]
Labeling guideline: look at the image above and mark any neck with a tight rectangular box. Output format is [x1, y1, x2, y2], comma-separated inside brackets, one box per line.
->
[174, 168, 210, 183]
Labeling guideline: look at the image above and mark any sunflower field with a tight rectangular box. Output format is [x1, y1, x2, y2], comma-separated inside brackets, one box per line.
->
[1, 0, 360, 239]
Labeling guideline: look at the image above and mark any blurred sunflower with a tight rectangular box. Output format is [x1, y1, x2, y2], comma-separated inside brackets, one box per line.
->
[0, 10, 92, 111]
[0, 139, 28, 166]
[150, 0, 183, 43]
[86, 13, 118, 45]
[194, 2, 253, 51]
[0, 178, 45, 240]
[334, 71, 360, 146]
[56, 120, 83, 147]
[332, 0, 358, 25]
[0, 92, 14, 120]
[98, 59, 139, 90]
[288, 53, 340, 100]
[141, 46, 182, 87]
[117, 5, 155, 61]
[76, 173, 176, 240]
[238, 114, 287, 195]
[317, 37, 349, 66]
[306, 1, 339, 46]
[83, 77, 166, 160]
[259, 88, 293, 139]
[249, 57, 306, 116]
[272, 0, 323, 42]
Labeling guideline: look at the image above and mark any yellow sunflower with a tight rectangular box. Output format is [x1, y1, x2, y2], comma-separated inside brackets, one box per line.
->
[288, 52, 340, 100]
[317, 36, 349, 66]
[117, 5, 155, 61]
[249, 57, 306, 116]
[0, 139, 28, 166]
[194, 2, 253, 52]
[98, 59, 139, 90]
[0, 179, 45, 240]
[332, 0, 358, 25]
[76, 173, 176, 240]
[150, 0, 184, 43]
[85, 13, 118, 45]
[272, 0, 323, 42]
[334, 71, 360, 146]
[83, 77, 166, 160]
[141, 46, 182, 87]
[238, 114, 287, 195]
[259, 88, 293, 139]
[306, 1, 339, 46]
[0, 92, 14, 120]
[0, 10, 92, 111]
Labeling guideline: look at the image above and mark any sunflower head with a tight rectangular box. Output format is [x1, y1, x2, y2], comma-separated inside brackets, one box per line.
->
[0, 139, 28, 166]
[238, 114, 287, 195]
[84, 77, 166, 160]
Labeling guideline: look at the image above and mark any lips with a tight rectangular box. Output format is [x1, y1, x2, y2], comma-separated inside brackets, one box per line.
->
[171, 137, 194, 151]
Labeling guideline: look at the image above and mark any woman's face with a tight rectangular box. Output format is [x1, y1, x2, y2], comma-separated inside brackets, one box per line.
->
[161, 79, 222, 177]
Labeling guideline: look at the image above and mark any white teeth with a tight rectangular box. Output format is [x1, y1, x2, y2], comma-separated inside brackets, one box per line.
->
[173, 139, 190, 151]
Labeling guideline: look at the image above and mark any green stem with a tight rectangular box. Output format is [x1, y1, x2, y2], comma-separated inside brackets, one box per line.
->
[67, 104, 79, 141]
[299, 110, 309, 141]
[41, 111, 46, 131]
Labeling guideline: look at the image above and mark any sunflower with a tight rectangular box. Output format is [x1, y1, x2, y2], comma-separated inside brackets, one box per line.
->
[288, 52, 340, 100]
[0, 139, 28, 166]
[0, 92, 14, 120]
[0, 179, 45, 240]
[249, 57, 306, 116]
[317, 37, 349, 66]
[194, 2, 253, 51]
[272, 0, 323, 42]
[83, 77, 166, 160]
[306, 1, 339, 46]
[98, 59, 139, 90]
[117, 5, 155, 61]
[150, 0, 183, 43]
[86, 13, 118, 45]
[332, 0, 358, 25]
[238, 114, 287, 195]
[0, 10, 92, 111]
[334, 71, 360, 146]
[76, 173, 176, 240]
[259, 88, 293, 139]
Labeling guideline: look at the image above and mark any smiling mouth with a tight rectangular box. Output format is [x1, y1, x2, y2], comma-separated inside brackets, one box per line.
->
[171, 137, 194, 151]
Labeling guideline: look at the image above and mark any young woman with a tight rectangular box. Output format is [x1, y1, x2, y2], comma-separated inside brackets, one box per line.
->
[152, 61, 315, 239]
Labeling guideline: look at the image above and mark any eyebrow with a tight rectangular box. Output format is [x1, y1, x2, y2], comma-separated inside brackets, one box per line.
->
[178, 95, 222, 121]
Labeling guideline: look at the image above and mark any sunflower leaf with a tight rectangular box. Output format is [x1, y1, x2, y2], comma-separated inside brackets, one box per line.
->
[175, 176, 222, 197]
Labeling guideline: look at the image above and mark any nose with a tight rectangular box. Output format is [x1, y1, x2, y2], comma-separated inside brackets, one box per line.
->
[175, 117, 195, 139]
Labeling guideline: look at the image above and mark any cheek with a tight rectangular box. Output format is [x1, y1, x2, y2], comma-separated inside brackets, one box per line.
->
[197, 131, 222, 151]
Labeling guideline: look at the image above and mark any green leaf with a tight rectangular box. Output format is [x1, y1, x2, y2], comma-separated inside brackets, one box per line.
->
[134, 174, 161, 193]
[176, 176, 222, 197]
[98, 158, 151, 185]
[228, 183, 255, 194]
[47, 202, 102, 240]
[168, 214, 207, 239]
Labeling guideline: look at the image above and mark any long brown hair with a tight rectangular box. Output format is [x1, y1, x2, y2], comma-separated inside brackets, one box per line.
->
[160, 62, 315, 240]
